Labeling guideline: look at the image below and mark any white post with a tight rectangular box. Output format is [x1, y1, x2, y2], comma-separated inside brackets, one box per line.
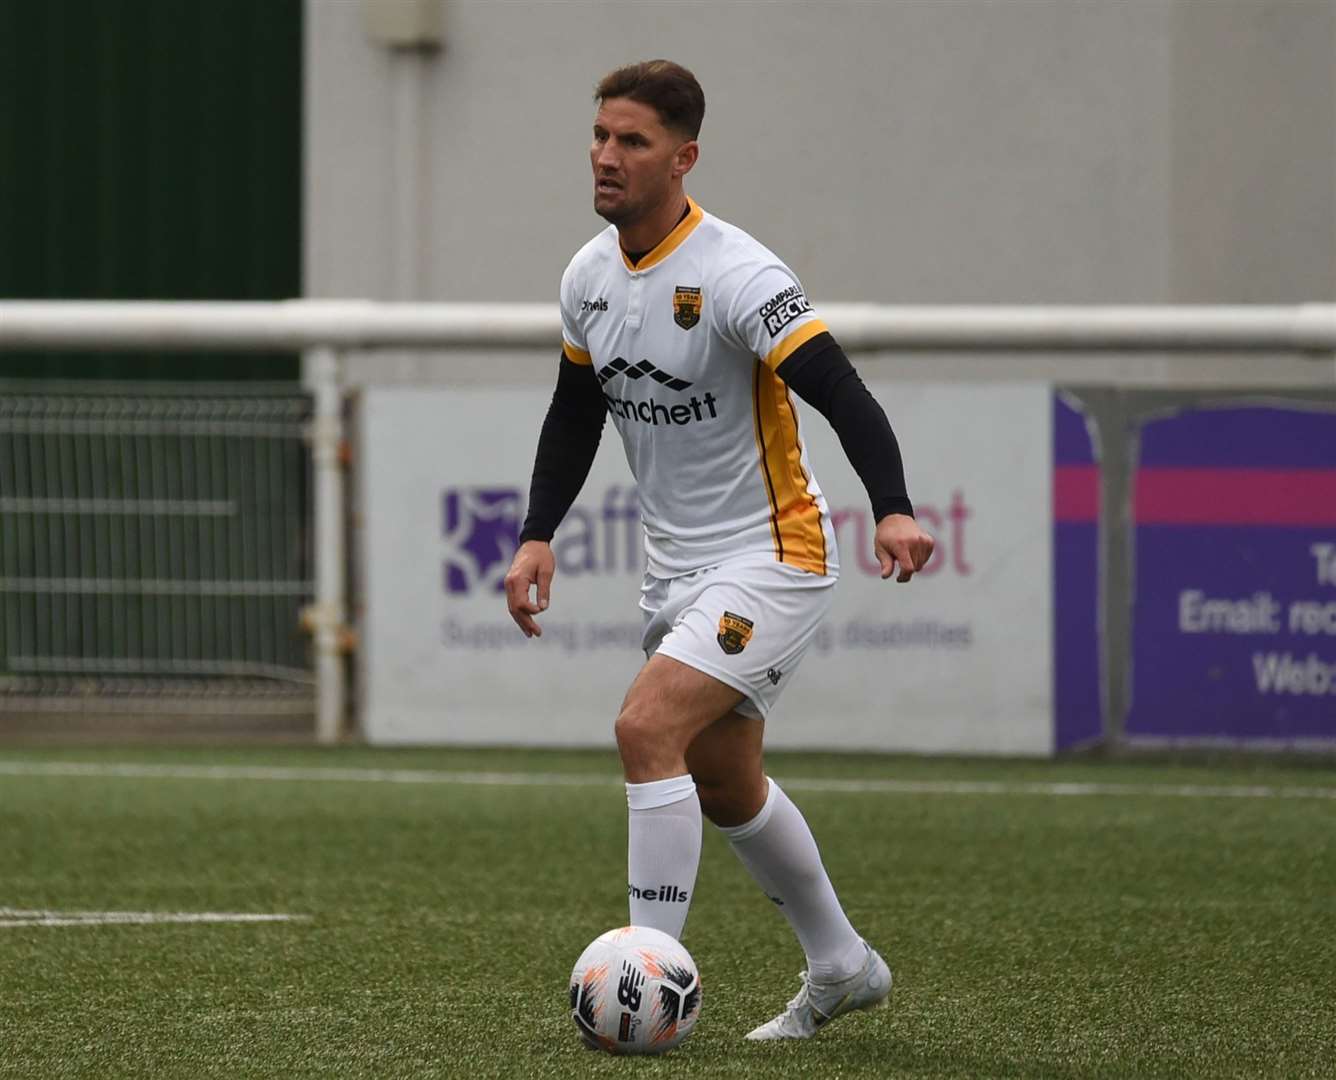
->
[307, 346, 346, 744]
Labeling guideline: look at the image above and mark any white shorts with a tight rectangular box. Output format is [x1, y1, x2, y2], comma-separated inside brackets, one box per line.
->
[640, 557, 837, 720]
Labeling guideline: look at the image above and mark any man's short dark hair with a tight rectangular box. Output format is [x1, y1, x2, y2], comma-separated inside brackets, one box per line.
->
[595, 60, 705, 140]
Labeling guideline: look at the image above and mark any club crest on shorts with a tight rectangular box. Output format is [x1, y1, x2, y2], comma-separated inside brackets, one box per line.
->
[673, 286, 702, 330]
[717, 611, 754, 655]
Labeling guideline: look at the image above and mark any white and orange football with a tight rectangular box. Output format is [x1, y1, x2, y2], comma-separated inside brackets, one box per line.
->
[568, 925, 702, 1055]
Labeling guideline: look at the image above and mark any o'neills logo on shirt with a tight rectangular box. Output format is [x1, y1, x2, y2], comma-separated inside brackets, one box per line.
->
[758, 285, 811, 337]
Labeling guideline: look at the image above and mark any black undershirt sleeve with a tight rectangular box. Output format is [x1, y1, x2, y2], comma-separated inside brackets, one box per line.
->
[775, 332, 915, 522]
[518, 355, 607, 543]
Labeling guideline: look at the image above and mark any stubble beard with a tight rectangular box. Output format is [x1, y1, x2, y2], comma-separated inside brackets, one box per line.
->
[594, 175, 670, 229]
[594, 193, 639, 227]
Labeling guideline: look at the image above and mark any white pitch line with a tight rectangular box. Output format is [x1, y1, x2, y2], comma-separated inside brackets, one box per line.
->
[0, 908, 307, 929]
[0, 761, 611, 787]
[1, 759, 1335, 801]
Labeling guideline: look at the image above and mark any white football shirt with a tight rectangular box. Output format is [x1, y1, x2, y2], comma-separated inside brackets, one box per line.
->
[559, 198, 839, 580]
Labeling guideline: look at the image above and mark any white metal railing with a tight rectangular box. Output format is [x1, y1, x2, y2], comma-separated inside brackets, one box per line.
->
[2, 300, 1334, 743]
[3, 300, 1336, 352]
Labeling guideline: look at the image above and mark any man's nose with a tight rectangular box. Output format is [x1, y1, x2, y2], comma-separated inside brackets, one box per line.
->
[595, 142, 621, 170]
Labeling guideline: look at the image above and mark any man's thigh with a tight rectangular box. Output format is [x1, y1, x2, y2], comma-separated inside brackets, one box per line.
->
[618, 659, 766, 822]
[619, 652, 746, 752]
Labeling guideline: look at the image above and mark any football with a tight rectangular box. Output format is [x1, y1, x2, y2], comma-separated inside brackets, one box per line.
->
[568, 926, 702, 1055]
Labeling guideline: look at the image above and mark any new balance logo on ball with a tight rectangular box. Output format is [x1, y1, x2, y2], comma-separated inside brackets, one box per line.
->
[617, 964, 645, 1013]
[628, 883, 690, 903]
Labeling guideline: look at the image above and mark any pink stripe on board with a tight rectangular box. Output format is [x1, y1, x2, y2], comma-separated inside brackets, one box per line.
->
[1135, 468, 1336, 525]
[1054, 465, 1100, 522]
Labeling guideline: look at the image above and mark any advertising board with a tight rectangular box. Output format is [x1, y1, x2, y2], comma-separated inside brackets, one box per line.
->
[1126, 405, 1336, 745]
[359, 381, 1056, 753]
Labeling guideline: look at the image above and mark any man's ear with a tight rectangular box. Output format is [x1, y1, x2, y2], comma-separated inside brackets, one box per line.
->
[673, 140, 699, 179]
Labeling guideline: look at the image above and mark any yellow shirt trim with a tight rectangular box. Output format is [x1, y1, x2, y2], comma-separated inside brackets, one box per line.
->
[763, 319, 829, 371]
[620, 197, 705, 273]
[562, 341, 592, 365]
[751, 360, 828, 576]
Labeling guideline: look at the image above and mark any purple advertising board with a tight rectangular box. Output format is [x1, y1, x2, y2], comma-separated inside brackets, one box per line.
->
[1054, 393, 1103, 750]
[1126, 405, 1336, 744]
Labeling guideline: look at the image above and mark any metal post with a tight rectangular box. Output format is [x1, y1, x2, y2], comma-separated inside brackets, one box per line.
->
[307, 346, 346, 744]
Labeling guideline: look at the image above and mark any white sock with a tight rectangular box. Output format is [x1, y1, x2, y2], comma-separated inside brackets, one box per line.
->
[720, 777, 866, 983]
[626, 774, 701, 941]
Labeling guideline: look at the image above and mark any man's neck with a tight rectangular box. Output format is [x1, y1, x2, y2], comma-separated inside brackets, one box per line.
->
[618, 193, 690, 260]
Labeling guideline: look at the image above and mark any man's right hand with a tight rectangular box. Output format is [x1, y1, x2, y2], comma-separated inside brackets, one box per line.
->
[504, 540, 556, 638]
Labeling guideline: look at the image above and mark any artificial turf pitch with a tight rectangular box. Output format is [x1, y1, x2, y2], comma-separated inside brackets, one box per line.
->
[1, 745, 1333, 1079]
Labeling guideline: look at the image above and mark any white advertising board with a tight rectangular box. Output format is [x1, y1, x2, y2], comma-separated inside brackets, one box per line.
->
[359, 382, 1053, 754]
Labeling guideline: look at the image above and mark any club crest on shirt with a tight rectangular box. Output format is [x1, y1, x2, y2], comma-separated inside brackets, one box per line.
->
[717, 611, 754, 655]
[673, 285, 702, 330]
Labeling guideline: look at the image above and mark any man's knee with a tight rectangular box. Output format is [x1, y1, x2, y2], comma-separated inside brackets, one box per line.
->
[615, 701, 677, 776]
[694, 776, 764, 827]
[693, 779, 735, 824]
[613, 711, 639, 759]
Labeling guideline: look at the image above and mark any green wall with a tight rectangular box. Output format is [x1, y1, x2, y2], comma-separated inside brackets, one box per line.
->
[0, 0, 302, 379]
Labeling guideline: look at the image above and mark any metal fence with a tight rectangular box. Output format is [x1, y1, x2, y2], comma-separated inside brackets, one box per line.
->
[0, 382, 313, 712]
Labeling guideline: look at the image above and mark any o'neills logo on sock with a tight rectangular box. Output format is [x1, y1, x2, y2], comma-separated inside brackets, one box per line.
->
[628, 883, 690, 903]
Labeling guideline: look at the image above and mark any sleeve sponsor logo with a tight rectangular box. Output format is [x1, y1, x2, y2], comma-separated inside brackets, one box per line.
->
[758, 285, 812, 337]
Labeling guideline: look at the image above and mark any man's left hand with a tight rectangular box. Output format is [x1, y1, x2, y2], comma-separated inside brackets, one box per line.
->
[874, 513, 935, 583]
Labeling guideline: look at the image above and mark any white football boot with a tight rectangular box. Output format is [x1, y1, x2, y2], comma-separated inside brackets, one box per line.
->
[744, 943, 892, 1041]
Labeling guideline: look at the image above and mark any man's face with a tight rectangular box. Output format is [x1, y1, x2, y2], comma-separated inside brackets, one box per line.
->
[590, 97, 694, 226]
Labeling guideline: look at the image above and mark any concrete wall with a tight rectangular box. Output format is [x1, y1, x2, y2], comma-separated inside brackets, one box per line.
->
[1170, 0, 1336, 303]
[306, 0, 1334, 310]
[309, 1, 1336, 750]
